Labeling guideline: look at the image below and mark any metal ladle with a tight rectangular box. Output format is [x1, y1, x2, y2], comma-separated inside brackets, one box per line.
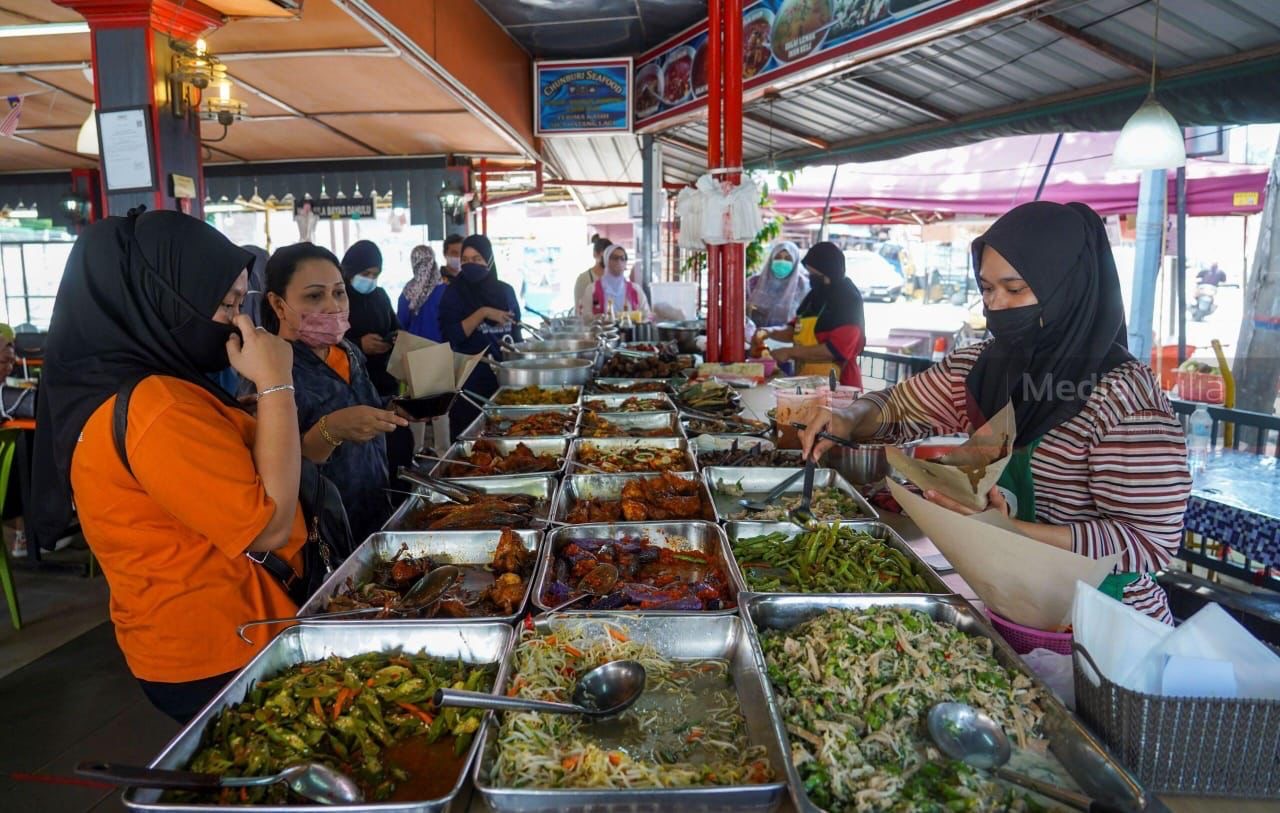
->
[76, 760, 363, 804]
[927, 703, 1122, 812]
[435, 660, 646, 719]
[789, 458, 818, 526]
[235, 565, 462, 643]
[543, 562, 620, 613]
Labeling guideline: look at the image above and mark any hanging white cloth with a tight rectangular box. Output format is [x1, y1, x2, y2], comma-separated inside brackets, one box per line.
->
[728, 176, 762, 241]
[698, 173, 732, 246]
[676, 185, 706, 250]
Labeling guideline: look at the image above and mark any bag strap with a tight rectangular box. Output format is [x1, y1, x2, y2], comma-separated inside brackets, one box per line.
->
[111, 378, 301, 597]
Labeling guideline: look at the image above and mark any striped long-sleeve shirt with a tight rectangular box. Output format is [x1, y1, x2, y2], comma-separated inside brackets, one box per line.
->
[861, 341, 1191, 623]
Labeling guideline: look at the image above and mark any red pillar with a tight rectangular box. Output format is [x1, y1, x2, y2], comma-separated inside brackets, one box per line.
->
[56, 0, 224, 218]
[722, 0, 745, 362]
[704, 0, 723, 363]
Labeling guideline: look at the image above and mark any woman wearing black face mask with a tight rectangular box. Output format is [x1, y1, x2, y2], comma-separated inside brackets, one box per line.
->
[801, 202, 1191, 623]
[767, 241, 866, 389]
[31, 211, 305, 722]
[340, 240, 399, 397]
[437, 234, 522, 440]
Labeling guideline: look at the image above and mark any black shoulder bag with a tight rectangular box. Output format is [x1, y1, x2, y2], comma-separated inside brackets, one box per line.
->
[111, 379, 356, 606]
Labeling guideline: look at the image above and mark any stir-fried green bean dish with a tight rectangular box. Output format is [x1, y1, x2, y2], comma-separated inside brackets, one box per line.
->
[732, 525, 932, 593]
[175, 651, 493, 804]
[761, 609, 1057, 812]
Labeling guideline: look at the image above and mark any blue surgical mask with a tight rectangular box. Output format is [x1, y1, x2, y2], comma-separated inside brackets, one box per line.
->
[771, 259, 794, 279]
[350, 274, 378, 295]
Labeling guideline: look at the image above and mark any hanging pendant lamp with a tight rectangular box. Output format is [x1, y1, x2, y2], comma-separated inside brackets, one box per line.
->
[1112, 0, 1185, 170]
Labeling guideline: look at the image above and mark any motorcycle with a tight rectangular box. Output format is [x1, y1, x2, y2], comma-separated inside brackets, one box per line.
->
[1190, 282, 1218, 322]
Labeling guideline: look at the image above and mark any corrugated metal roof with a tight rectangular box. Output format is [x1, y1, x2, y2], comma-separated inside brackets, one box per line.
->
[542, 134, 643, 211]
[541, 0, 1280, 205]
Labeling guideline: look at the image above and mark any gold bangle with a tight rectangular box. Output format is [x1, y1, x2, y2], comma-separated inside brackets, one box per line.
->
[318, 415, 343, 447]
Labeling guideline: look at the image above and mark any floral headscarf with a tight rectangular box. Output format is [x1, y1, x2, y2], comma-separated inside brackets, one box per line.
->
[403, 245, 442, 316]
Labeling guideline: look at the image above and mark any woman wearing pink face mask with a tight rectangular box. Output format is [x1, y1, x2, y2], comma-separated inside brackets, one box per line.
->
[263, 243, 408, 541]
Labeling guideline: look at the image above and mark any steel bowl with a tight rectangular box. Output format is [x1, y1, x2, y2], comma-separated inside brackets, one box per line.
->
[655, 319, 704, 355]
[501, 339, 600, 362]
[493, 357, 594, 388]
[824, 442, 893, 486]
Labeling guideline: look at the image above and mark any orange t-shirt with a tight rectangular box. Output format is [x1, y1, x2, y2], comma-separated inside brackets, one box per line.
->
[325, 345, 351, 384]
[70, 376, 308, 683]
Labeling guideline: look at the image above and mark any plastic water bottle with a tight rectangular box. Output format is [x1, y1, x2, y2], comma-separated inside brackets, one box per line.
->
[1188, 404, 1212, 475]
[931, 337, 948, 363]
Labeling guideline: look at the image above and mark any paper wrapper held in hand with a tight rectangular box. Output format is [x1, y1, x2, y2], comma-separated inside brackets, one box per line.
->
[387, 333, 484, 398]
[887, 479, 1117, 630]
[885, 403, 1015, 512]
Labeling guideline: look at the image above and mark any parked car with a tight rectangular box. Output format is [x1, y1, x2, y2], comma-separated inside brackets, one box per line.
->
[843, 251, 903, 303]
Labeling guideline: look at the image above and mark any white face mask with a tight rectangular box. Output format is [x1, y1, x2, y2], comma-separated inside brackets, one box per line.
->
[446, 256, 461, 272]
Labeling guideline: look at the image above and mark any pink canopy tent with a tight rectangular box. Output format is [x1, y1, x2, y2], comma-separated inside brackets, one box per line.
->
[770, 132, 1268, 224]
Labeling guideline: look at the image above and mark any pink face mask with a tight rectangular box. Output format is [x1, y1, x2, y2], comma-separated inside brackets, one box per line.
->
[288, 305, 350, 349]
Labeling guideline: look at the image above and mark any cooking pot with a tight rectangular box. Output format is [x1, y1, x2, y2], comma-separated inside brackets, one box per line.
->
[655, 320, 704, 355]
[490, 357, 594, 388]
[501, 338, 600, 362]
[825, 442, 893, 486]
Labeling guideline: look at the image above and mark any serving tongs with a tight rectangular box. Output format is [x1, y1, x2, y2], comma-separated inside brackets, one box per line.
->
[397, 467, 482, 503]
[791, 420, 861, 450]
[681, 406, 764, 433]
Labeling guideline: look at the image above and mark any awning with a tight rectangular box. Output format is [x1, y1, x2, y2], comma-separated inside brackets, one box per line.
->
[769, 132, 1269, 220]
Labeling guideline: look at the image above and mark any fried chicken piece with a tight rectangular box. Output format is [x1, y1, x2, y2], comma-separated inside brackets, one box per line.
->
[433, 598, 471, 618]
[389, 558, 425, 587]
[645, 495, 703, 519]
[491, 528, 530, 574]
[621, 499, 649, 522]
[482, 573, 526, 615]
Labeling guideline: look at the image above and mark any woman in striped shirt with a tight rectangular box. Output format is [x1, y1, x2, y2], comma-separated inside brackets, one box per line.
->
[804, 201, 1191, 623]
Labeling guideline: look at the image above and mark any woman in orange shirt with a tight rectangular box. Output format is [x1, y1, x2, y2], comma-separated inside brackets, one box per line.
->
[261, 243, 408, 542]
[31, 210, 304, 723]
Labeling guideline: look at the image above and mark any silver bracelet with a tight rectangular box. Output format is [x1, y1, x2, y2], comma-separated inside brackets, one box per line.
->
[256, 384, 296, 401]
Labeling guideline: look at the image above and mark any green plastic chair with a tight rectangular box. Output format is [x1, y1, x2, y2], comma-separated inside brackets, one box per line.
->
[0, 430, 21, 630]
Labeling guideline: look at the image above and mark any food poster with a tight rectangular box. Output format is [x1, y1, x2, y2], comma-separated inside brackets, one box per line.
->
[635, 0, 951, 124]
[535, 59, 633, 135]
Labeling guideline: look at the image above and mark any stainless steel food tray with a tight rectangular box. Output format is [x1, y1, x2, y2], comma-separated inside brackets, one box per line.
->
[682, 416, 770, 437]
[429, 438, 568, 479]
[578, 391, 676, 413]
[722, 520, 950, 596]
[297, 530, 543, 624]
[488, 385, 582, 408]
[383, 474, 558, 532]
[688, 434, 776, 455]
[550, 472, 715, 524]
[473, 613, 789, 813]
[588, 377, 677, 394]
[567, 437, 695, 474]
[125, 622, 516, 813]
[460, 406, 579, 440]
[741, 594, 1153, 813]
[531, 521, 743, 614]
[704, 466, 878, 524]
[578, 410, 683, 438]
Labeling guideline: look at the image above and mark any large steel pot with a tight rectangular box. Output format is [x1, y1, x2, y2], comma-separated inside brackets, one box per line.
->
[824, 442, 893, 486]
[501, 338, 599, 362]
[656, 320, 705, 355]
[491, 357, 594, 387]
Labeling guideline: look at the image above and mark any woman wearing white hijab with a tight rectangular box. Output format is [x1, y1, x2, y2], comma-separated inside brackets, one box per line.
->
[746, 240, 809, 327]
[577, 243, 650, 318]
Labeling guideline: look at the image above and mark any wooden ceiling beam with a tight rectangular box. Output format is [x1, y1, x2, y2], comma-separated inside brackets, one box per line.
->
[1034, 14, 1151, 77]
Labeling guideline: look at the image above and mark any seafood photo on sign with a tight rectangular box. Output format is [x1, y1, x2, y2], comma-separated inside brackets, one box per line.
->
[692, 42, 708, 96]
[635, 62, 663, 118]
[831, 0, 893, 37]
[743, 7, 776, 78]
[771, 0, 833, 62]
[662, 46, 695, 105]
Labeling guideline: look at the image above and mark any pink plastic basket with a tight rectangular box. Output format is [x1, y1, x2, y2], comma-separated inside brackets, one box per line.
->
[986, 610, 1073, 655]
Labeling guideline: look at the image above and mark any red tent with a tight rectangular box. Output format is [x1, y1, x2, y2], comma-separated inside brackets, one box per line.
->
[770, 132, 1268, 223]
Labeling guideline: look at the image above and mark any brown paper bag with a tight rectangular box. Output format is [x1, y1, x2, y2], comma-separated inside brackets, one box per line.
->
[389, 333, 484, 398]
[888, 479, 1117, 630]
[886, 402, 1015, 511]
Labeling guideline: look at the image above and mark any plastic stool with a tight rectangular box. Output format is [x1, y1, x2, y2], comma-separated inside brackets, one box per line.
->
[0, 431, 20, 629]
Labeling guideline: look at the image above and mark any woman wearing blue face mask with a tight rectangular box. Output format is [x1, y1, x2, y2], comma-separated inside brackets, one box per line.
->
[438, 234, 522, 440]
[746, 240, 809, 328]
[340, 240, 399, 398]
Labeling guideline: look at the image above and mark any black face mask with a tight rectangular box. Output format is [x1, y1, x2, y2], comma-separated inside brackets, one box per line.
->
[985, 303, 1042, 343]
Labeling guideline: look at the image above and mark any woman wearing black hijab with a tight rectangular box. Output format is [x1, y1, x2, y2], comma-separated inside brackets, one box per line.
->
[768, 241, 866, 388]
[31, 210, 305, 721]
[803, 202, 1190, 622]
[437, 234, 522, 439]
[340, 240, 399, 397]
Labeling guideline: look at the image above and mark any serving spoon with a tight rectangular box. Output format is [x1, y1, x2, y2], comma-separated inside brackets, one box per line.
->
[738, 467, 806, 513]
[542, 562, 621, 613]
[76, 761, 363, 804]
[435, 660, 645, 719]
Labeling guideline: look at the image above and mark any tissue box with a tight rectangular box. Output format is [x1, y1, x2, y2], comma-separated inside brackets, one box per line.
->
[1073, 643, 1280, 797]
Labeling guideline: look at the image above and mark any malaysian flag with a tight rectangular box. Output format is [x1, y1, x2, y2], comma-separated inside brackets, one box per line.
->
[0, 96, 21, 137]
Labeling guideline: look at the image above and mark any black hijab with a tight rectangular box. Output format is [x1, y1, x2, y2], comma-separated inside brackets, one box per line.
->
[339, 239, 397, 394]
[456, 234, 513, 311]
[967, 201, 1133, 447]
[30, 210, 252, 549]
[241, 244, 269, 327]
[796, 241, 865, 334]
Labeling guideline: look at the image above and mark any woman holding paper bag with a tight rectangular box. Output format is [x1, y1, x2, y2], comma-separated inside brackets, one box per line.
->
[802, 202, 1190, 623]
[264, 242, 409, 542]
